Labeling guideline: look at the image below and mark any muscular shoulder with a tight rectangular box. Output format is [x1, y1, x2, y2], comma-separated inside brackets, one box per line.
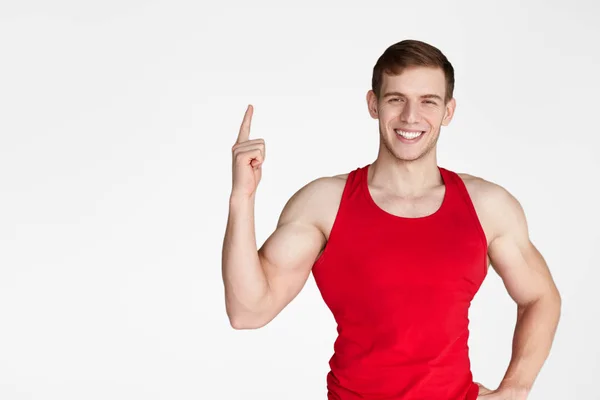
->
[278, 173, 349, 237]
[457, 172, 528, 243]
[457, 172, 502, 203]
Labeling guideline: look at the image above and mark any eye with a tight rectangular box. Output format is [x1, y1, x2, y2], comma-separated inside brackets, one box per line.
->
[390, 98, 403, 102]
[424, 100, 436, 105]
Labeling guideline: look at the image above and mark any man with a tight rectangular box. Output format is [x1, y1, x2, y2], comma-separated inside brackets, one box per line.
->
[221, 40, 561, 399]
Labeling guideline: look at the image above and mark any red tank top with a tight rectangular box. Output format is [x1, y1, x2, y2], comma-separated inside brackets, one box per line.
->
[312, 164, 488, 400]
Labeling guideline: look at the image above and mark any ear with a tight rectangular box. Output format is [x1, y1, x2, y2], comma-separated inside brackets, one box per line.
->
[441, 97, 456, 126]
[366, 90, 379, 119]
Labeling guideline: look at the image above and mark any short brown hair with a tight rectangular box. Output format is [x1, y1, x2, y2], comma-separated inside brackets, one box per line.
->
[371, 39, 455, 104]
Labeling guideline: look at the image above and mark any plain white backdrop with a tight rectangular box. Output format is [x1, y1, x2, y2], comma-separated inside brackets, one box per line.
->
[1, 1, 598, 399]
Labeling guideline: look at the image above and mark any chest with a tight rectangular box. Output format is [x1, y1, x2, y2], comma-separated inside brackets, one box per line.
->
[313, 215, 488, 326]
[349, 215, 485, 283]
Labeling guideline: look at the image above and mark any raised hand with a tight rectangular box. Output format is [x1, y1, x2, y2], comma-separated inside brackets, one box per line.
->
[231, 105, 266, 199]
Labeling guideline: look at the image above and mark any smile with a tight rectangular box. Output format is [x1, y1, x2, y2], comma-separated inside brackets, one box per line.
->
[394, 129, 424, 139]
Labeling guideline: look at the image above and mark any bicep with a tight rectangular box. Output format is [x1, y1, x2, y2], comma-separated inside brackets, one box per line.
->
[489, 235, 556, 306]
[256, 179, 331, 318]
[258, 220, 326, 315]
[487, 188, 559, 306]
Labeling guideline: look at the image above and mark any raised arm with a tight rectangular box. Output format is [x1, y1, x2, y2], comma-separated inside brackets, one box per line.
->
[223, 177, 332, 329]
[221, 105, 337, 329]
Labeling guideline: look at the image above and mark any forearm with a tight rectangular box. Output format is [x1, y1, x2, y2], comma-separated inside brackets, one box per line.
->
[499, 292, 561, 393]
[222, 195, 270, 326]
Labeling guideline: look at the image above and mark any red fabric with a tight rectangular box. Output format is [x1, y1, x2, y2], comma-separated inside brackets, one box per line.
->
[312, 164, 488, 400]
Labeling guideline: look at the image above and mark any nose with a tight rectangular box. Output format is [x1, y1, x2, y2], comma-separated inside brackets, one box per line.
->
[400, 100, 421, 124]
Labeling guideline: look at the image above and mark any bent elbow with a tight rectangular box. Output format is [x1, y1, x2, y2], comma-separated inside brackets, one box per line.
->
[229, 315, 268, 330]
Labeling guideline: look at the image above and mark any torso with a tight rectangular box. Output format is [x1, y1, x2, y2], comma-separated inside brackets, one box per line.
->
[309, 164, 489, 399]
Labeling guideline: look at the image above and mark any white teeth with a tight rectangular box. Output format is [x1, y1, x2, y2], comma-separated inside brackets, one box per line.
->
[395, 129, 423, 139]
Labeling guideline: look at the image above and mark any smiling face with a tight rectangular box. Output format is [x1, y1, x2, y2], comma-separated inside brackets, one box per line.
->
[367, 66, 456, 162]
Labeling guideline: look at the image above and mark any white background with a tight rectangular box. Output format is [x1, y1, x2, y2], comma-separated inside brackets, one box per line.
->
[1, 1, 598, 399]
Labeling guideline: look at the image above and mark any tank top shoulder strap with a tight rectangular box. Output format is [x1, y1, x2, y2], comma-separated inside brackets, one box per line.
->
[438, 166, 460, 207]
[344, 165, 364, 194]
[312, 165, 365, 269]
[441, 168, 477, 216]
[334, 165, 367, 215]
[441, 167, 488, 248]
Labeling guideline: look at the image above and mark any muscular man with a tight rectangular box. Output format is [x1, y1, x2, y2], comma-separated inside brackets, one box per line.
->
[222, 40, 561, 400]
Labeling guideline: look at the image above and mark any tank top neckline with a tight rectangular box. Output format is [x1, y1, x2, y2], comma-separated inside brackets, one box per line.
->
[359, 163, 451, 221]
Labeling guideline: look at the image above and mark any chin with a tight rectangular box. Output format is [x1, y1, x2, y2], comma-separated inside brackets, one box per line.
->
[392, 143, 433, 161]
[395, 154, 424, 162]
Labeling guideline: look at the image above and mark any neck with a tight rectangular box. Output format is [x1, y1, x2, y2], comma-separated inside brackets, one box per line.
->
[369, 152, 442, 198]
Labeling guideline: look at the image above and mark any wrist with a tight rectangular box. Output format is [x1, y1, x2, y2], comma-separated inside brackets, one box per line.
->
[497, 382, 530, 399]
[229, 192, 256, 207]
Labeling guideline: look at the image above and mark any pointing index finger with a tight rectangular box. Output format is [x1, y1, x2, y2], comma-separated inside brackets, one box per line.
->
[236, 104, 253, 143]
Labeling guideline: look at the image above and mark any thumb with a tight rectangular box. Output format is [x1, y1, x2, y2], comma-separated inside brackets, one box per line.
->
[250, 158, 262, 169]
[475, 382, 494, 396]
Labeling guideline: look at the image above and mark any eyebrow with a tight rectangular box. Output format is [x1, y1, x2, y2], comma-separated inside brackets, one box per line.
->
[382, 91, 443, 102]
